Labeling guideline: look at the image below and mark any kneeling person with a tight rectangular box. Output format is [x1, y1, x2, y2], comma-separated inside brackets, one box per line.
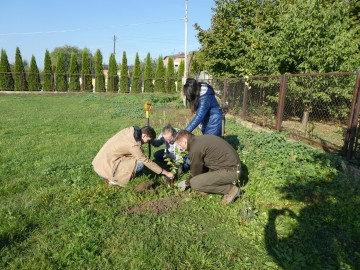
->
[92, 126, 174, 186]
[175, 130, 242, 204]
[151, 124, 190, 173]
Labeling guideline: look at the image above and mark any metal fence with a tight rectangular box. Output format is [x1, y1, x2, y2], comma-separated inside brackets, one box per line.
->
[206, 72, 360, 161]
[1, 71, 359, 160]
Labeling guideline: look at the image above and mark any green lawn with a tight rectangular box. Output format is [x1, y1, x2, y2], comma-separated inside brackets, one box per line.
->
[0, 93, 359, 269]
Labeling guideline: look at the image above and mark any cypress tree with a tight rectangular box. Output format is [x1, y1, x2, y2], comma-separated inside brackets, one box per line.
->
[0, 49, 14, 91]
[165, 57, 176, 93]
[143, 53, 153, 92]
[69, 52, 80, 91]
[81, 49, 93, 92]
[154, 56, 165, 93]
[14, 47, 28, 91]
[107, 53, 118, 92]
[43, 50, 54, 91]
[94, 49, 105, 92]
[131, 52, 142, 93]
[28, 55, 41, 91]
[177, 59, 185, 92]
[119, 51, 129, 93]
[55, 53, 68, 91]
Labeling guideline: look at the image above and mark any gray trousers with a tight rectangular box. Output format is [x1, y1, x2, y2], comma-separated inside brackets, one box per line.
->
[189, 169, 238, 195]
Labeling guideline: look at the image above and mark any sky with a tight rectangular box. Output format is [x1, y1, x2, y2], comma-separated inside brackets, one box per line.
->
[0, 0, 214, 70]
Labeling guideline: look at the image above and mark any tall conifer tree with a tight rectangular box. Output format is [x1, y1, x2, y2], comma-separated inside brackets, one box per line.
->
[94, 49, 105, 92]
[81, 49, 93, 92]
[119, 51, 129, 93]
[165, 57, 176, 93]
[43, 49, 53, 91]
[14, 47, 28, 91]
[131, 52, 142, 93]
[28, 55, 41, 91]
[107, 53, 118, 92]
[0, 49, 14, 91]
[177, 59, 185, 92]
[143, 53, 153, 92]
[69, 52, 80, 91]
[154, 56, 165, 93]
[55, 53, 68, 91]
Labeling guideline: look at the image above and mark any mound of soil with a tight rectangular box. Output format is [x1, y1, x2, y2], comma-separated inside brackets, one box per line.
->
[124, 193, 190, 215]
[133, 180, 155, 193]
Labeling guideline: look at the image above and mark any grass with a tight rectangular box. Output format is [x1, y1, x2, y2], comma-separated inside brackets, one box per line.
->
[0, 93, 359, 269]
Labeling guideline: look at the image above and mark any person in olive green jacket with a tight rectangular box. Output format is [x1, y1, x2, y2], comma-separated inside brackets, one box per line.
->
[92, 126, 174, 187]
[175, 130, 242, 204]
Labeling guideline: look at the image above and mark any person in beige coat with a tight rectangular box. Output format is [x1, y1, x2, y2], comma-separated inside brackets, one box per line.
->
[92, 126, 174, 187]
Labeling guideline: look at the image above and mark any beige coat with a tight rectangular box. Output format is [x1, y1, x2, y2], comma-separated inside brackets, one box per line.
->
[92, 126, 163, 186]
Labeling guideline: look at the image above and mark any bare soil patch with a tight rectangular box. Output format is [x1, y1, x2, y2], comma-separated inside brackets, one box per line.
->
[124, 193, 190, 215]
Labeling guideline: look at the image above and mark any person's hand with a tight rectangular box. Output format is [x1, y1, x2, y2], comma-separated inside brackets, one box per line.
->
[177, 179, 190, 190]
[163, 170, 175, 179]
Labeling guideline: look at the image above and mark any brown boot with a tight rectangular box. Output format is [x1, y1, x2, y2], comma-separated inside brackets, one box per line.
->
[220, 185, 241, 204]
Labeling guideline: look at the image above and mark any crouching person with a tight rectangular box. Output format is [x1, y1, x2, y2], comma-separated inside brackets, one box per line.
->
[151, 124, 191, 173]
[175, 130, 242, 204]
[92, 126, 174, 187]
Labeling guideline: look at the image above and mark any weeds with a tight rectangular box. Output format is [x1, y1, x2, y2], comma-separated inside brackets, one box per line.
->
[0, 93, 359, 269]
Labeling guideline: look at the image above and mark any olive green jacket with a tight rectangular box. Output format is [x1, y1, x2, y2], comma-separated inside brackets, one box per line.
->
[187, 135, 241, 177]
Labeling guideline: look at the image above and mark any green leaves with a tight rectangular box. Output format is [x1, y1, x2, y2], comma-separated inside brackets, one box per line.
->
[107, 53, 119, 92]
[1, 95, 358, 269]
[42, 50, 53, 91]
[143, 53, 154, 93]
[163, 148, 188, 174]
[14, 47, 28, 91]
[94, 50, 105, 92]
[81, 49, 93, 92]
[165, 57, 176, 94]
[154, 56, 165, 93]
[55, 53, 68, 91]
[195, 0, 360, 76]
[0, 49, 14, 91]
[131, 53, 142, 94]
[119, 51, 130, 93]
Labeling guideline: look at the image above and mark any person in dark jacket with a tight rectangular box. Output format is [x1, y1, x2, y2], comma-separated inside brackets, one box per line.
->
[175, 130, 242, 204]
[183, 78, 223, 137]
[151, 124, 190, 173]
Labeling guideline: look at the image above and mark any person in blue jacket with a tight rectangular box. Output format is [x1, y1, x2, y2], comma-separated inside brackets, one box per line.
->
[183, 78, 223, 137]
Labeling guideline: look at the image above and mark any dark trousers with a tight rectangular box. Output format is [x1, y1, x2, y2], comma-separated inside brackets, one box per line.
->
[189, 169, 237, 195]
[154, 149, 166, 163]
[153, 149, 190, 172]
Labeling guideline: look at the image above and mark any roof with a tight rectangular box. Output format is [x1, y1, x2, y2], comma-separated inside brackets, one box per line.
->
[164, 53, 185, 60]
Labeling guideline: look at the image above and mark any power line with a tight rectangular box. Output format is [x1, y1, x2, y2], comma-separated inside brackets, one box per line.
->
[0, 18, 184, 36]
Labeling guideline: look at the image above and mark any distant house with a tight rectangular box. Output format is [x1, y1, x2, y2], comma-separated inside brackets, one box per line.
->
[102, 64, 109, 78]
[102, 64, 132, 77]
[164, 52, 211, 82]
[164, 53, 185, 72]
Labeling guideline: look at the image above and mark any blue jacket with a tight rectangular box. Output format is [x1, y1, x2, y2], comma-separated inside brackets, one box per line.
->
[185, 84, 223, 136]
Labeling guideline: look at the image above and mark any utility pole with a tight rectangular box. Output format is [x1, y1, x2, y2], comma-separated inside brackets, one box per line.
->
[184, 0, 188, 83]
[113, 35, 117, 55]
